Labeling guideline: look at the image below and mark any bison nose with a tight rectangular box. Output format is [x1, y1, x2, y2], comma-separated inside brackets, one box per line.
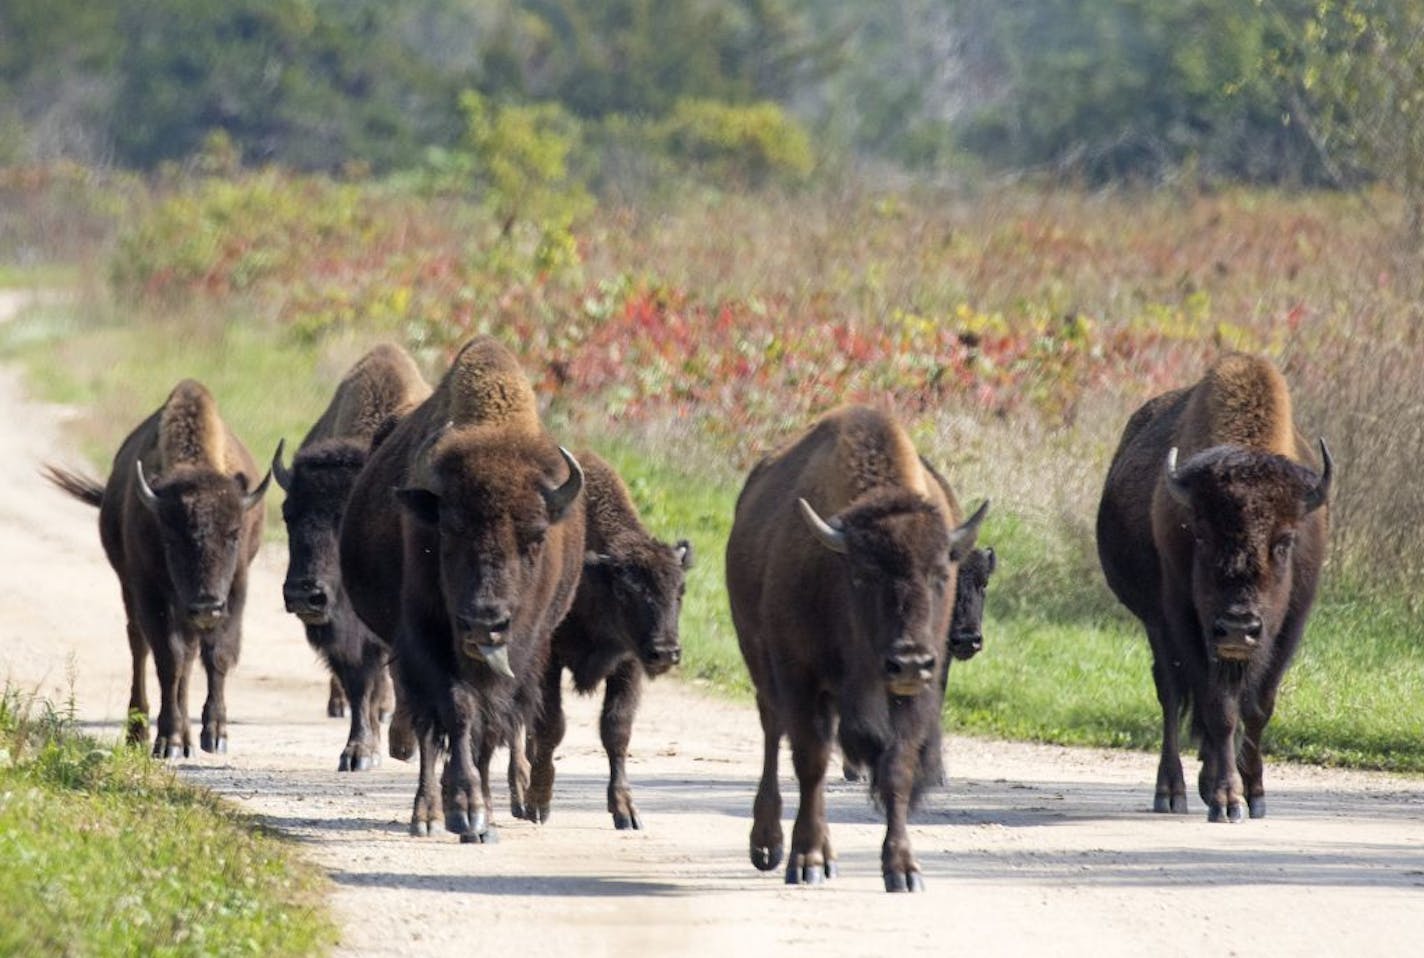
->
[457, 608, 511, 636]
[642, 644, 682, 675]
[187, 597, 227, 628]
[884, 645, 936, 696]
[283, 580, 331, 621]
[949, 631, 983, 660]
[1212, 612, 1263, 640]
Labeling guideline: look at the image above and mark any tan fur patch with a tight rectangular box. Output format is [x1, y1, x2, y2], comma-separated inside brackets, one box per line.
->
[158, 379, 227, 471]
[331, 343, 431, 439]
[833, 406, 928, 499]
[445, 338, 540, 431]
[1202, 353, 1295, 455]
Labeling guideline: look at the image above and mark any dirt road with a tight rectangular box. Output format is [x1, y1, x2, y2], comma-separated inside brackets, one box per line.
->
[3, 294, 1422, 956]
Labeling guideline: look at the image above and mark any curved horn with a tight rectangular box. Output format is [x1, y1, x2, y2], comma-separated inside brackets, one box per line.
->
[271, 438, 293, 491]
[134, 459, 160, 514]
[948, 498, 990, 556]
[1164, 447, 1192, 508]
[541, 446, 584, 518]
[1304, 437, 1333, 514]
[241, 445, 278, 512]
[797, 498, 848, 554]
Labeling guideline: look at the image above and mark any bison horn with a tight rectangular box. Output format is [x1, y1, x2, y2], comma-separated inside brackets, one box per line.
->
[134, 459, 160, 514]
[271, 438, 293, 491]
[948, 498, 990, 557]
[1304, 437, 1333, 514]
[241, 446, 278, 512]
[1165, 447, 1192, 508]
[797, 498, 848, 554]
[541, 446, 584, 519]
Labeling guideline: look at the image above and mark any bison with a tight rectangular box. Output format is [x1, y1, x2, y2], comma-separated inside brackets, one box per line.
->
[341, 336, 585, 842]
[1096, 352, 1330, 822]
[272, 343, 430, 771]
[43, 379, 274, 757]
[512, 450, 692, 829]
[727, 404, 988, 892]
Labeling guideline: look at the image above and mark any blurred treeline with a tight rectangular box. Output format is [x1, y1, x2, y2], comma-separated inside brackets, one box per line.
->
[4, 0, 1422, 192]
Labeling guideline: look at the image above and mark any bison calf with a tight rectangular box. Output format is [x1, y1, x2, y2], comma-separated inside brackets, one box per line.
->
[1096, 352, 1330, 822]
[44, 380, 274, 758]
[513, 451, 692, 829]
[728, 405, 987, 892]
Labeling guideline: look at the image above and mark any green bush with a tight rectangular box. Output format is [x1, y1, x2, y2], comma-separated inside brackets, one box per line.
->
[657, 98, 815, 186]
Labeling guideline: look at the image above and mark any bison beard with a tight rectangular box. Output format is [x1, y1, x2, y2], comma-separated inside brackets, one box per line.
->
[1096, 352, 1330, 822]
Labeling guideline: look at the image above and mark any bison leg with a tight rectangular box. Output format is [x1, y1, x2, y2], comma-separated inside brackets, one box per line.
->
[468, 732, 499, 844]
[878, 737, 923, 893]
[387, 679, 416, 762]
[1147, 625, 1188, 814]
[440, 711, 489, 841]
[141, 598, 188, 760]
[197, 634, 234, 755]
[336, 661, 381, 772]
[601, 659, 645, 830]
[327, 675, 347, 719]
[375, 665, 395, 724]
[750, 692, 784, 872]
[507, 720, 531, 821]
[524, 664, 566, 825]
[122, 588, 151, 745]
[785, 701, 836, 886]
[410, 723, 440, 837]
[1198, 691, 1246, 823]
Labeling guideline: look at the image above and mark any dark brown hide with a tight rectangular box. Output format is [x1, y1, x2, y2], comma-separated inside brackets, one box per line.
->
[726, 405, 987, 892]
[1096, 352, 1330, 821]
[43, 380, 273, 758]
[341, 336, 585, 842]
[274, 343, 430, 771]
[522, 451, 692, 829]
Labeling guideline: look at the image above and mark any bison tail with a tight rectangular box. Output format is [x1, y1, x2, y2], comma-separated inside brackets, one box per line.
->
[41, 463, 105, 508]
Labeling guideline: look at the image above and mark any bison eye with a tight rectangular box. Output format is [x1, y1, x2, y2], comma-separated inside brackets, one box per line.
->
[1272, 534, 1296, 562]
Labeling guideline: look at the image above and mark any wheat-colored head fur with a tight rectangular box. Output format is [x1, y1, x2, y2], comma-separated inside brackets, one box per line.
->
[158, 379, 228, 472]
[444, 337, 540, 432]
[1202, 353, 1295, 455]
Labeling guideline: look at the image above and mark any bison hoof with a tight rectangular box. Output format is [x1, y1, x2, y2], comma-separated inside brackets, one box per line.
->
[530, 804, 550, 825]
[842, 763, 867, 783]
[751, 844, 784, 872]
[378, 709, 392, 724]
[1207, 801, 1245, 823]
[1248, 797, 1267, 819]
[338, 751, 377, 772]
[445, 808, 489, 838]
[328, 702, 346, 719]
[460, 824, 498, 845]
[410, 819, 431, 838]
[157, 742, 186, 761]
[785, 863, 826, 886]
[612, 811, 643, 830]
[199, 731, 227, 754]
[1154, 793, 1189, 814]
[884, 870, 925, 893]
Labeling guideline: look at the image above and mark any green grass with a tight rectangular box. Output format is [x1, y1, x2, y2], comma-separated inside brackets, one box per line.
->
[6, 298, 1423, 775]
[0, 688, 334, 957]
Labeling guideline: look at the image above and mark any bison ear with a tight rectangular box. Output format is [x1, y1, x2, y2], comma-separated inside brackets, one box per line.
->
[674, 538, 695, 570]
[984, 547, 997, 575]
[396, 487, 441, 526]
[584, 551, 615, 567]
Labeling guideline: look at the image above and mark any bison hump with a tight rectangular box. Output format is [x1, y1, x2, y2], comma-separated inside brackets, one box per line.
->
[158, 380, 227, 471]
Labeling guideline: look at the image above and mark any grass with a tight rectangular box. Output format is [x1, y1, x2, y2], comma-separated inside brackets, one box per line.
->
[0, 687, 334, 957]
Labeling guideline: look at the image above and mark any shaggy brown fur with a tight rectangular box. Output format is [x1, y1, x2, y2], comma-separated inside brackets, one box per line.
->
[726, 404, 987, 893]
[1096, 352, 1330, 822]
[44, 380, 274, 759]
[341, 336, 585, 842]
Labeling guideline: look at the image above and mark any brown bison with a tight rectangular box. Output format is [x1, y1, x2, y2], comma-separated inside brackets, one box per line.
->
[513, 450, 692, 829]
[727, 405, 988, 892]
[43, 380, 274, 757]
[340, 336, 585, 842]
[272, 343, 430, 771]
[1096, 353, 1330, 822]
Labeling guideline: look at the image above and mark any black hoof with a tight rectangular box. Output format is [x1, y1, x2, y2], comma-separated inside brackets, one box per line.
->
[613, 812, 643, 830]
[884, 870, 925, 893]
[1153, 794, 1171, 813]
[825, 861, 839, 880]
[460, 825, 498, 845]
[328, 703, 346, 719]
[378, 710, 392, 724]
[338, 753, 352, 772]
[510, 800, 527, 821]
[751, 844, 783, 872]
[158, 742, 185, 760]
[529, 804, 550, 825]
[445, 808, 488, 837]
[1248, 797, 1266, 819]
[842, 763, 866, 783]
[200, 731, 226, 754]
[1228, 802, 1244, 823]
[1171, 794, 1188, 814]
[786, 863, 825, 886]
[410, 819, 430, 837]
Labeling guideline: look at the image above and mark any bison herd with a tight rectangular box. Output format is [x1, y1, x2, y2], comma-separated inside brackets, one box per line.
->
[45, 339, 1330, 893]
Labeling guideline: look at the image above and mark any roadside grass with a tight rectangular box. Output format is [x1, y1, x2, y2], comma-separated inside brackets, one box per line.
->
[0, 686, 334, 957]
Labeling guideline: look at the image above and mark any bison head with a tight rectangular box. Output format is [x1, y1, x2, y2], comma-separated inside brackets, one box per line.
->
[397, 432, 583, 680]
[948, 546, 996, 661]
[275, 439, 367, 627]
[583, 538, 693, 677]
[799, 493, 989, 697]
[135, 453, 273, 630]
[1164, 440, 1331, 663]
